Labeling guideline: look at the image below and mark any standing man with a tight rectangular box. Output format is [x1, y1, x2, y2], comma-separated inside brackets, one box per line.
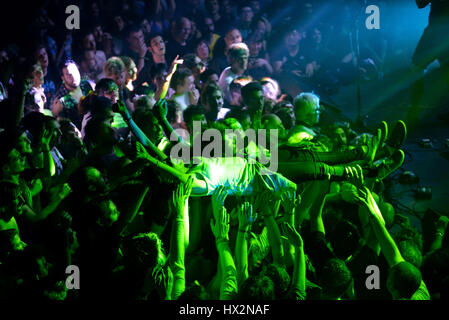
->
[52, 60, 93, 129]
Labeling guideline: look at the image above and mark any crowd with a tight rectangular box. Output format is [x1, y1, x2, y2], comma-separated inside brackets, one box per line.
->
[1, 0, 448, 301]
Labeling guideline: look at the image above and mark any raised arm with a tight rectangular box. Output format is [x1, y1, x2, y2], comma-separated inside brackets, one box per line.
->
[114, 100, 168, 160]
[235, 202, 257, 285]
[357, 187, 404, 267]
[281, 222, 306, 300]
[256, 191, 284, 266]
[210, 205, 238, 300]
[169, 177, 193, 300]
[157, 56, 183, 101]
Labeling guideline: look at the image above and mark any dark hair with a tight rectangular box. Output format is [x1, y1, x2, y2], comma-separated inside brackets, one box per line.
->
[398, 240, 423, 269]
[171, 68, 192, 90]
[241, 81, 262, 100]
[260, 264, 290, 298]
[178, 281, 210, 300]
[387, 261, 422, 299]
[320, 258, 353, 299]
[183, 104, 206, 125]
[328, 220, 361, 261]
[95, 78, 119, 95]
[150, 63, 168, 80]
[125, 23, 142, 38]
[200, 68, 218, 83]
[145, 32, 164, 47]
[200, 83, 222, 106]
[239, 274, 275, 300]
[421, 248, 449, 295]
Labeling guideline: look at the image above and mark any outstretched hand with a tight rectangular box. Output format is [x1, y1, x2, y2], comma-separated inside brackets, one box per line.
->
[280, 189, 301, 215]
[238, 202, 257, 231]
[155, 99, 168, 120]
[356, 187, 385, 226]
[211, 185, 229, 221]
[281, 222, 303, 248]
[210, 205, 230, 242]
[172, 177, 193, 215]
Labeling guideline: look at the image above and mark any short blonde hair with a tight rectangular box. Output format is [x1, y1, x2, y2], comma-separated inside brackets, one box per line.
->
[103, 56, 126, 78]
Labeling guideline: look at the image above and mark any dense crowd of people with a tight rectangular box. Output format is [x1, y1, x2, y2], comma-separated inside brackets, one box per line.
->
[1, 0, 448, 301]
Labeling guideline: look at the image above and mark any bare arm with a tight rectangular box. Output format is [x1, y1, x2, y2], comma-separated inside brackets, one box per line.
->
[358, 188, 404, 267]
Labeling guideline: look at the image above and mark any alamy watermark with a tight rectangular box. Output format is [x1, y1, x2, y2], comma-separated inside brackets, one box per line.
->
[169, 121, 279, 173]
[366, 5, 380, 30]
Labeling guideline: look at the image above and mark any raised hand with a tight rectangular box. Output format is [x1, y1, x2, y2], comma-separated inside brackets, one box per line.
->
[152, 264, 174, 300]
[356, 187, 385, 226]
[344, 164, 364, 188]
[281, 222, 303, 248]
[238, 202, 257, 232]
[172, 177, 193, 216]
[155, 99, 168, 120]
[280, 189, 301, 215]
[340, 182, 360, 204]
[210, 206, 230, 242]
[211, 185, 229, 221]
[168, 55, 184, 77]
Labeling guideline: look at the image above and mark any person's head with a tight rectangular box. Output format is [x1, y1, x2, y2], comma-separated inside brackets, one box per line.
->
[150, 63, 168, 89]
[85, 197, 119, 228]
[241, 81, 263, 114]
[183, 105, 207, 133]
[201, 17, 215, 35]
[133, 109, 164, 144]
[201, 83, 224, 118]
[103, 56, 126, 89]
[284, 27, 302, 47]
[205, 0, 220, 15]
[225, 110, 251, 129]
[293, 92, 321, 126]
[61, 60, 81, 90]
[120, 56, 138, 83]
[29, 63, 44, 88]
[140, 18, 152, 36]
[320, 258, 353, 299]
[421, 248, 449, 296]
[182, 53, 205, 79]
[262, 113, 286, 140]
[240, 5, 254, 24]
[224, 28, 243, 50]
[260, 264, 290, 298]
[247, 32, 264, 58]
[261, 77, 280, 102]
[147, 34, 166, 57]
[95, 78, 119, 104]
[227, 42, 249, 72]
[134, 95, 155, 112]
[200, 69, 219, 88]
[82, 94, 114, 123]
[239, 274, 275, 300]
[387, 261, 422, 299]
[178, 280, 210, 300]
[398, 240, 423, 269]
[84, 118, 117, 152]
[172, 17, 192, 44]
[83, 32, 97, 51]
[195, 40, 210, 62]
[83, 49, 98, 72]
[0, 146, 25, 178]
[34, 45, 49, 70]
[0, 180, 23, 222]
[328, 220, 361, 260]
[171, 68, 195, 94]
[126, 24, 145, 52]
[273, 101, 295, 130]
[123, 232, 166, 273]
[312, 26, 322, 45]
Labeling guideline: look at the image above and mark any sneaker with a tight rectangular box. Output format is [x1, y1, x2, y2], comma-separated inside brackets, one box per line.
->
[386, 120, 407, 151]
[377, 121, 388, 147]
[376, 149, 405, 180]
[362, 128, 381, 163]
